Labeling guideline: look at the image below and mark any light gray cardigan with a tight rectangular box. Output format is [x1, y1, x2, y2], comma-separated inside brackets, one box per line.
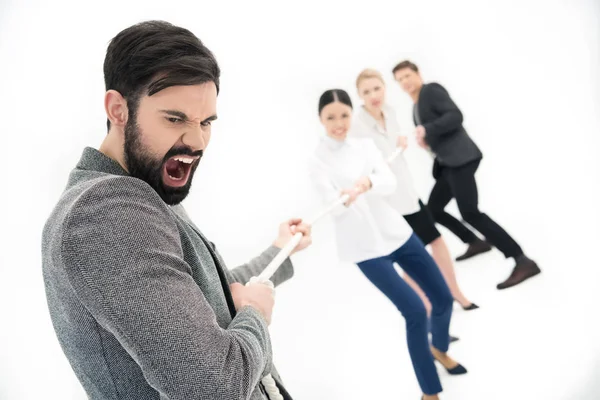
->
[41, 147, 295, 400]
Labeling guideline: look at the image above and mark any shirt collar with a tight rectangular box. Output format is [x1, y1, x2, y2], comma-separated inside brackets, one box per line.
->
[322, 135, 345, 151]
[358, 105, 390, 134]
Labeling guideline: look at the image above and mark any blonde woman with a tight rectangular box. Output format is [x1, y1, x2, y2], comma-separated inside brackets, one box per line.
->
[349, 69, 478, 312]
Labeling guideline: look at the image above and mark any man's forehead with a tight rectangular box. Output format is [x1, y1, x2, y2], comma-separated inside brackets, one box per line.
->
[144, 83, 217, 118]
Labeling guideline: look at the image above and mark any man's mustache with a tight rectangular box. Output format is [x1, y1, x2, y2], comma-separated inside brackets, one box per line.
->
[163, 147, 203, 161]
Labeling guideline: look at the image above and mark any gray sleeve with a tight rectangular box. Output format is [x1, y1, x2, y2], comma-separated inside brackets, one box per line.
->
[60, 177, 272, 400]
[227, 246, 294, 287]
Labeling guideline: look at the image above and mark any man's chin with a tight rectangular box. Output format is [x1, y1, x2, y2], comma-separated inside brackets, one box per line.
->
[162, 189, 190, 205]
[155, 182, 192, 206]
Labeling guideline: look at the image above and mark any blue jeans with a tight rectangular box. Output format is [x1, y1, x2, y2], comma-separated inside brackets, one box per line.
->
[356, 233, 454, 395]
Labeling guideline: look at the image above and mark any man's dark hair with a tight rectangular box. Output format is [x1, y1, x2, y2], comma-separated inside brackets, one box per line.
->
[392, 60, 419, 75]
[103, 20, 220, 130]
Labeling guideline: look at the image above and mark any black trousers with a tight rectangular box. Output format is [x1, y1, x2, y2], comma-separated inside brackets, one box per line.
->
[427, 159, 523, 259]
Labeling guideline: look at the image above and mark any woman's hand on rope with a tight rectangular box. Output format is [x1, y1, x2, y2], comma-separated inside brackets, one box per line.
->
[396, 135, 408, 149]
[341, 187, 360, 207]
[354, 176, 372, 194]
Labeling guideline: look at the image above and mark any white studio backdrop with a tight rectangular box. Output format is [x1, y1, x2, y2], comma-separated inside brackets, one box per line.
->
[0, 0, 599, 399]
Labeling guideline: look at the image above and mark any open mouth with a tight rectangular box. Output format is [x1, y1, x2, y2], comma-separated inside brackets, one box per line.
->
[162, 155, 200, 187]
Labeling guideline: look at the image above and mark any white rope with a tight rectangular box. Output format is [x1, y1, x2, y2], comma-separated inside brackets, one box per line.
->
[386, 146, 406, 164]
[250, 146, 405, 399]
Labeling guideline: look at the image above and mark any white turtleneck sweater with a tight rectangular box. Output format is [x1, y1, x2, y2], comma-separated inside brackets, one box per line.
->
[308, 136, 414, 264]
[349, 104, 421, 216]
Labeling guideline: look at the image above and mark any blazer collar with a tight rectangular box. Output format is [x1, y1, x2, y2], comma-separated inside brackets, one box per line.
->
[75, 147, 129, 176]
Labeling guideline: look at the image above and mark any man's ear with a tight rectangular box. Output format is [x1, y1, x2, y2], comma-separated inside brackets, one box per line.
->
[104, 90, 128, 129]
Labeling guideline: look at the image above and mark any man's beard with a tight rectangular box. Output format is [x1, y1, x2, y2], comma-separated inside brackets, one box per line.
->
[123, 120, 202, 206]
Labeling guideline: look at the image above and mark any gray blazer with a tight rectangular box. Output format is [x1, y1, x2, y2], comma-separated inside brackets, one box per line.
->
[414, 82, 483, 168]
[41, 147, 295, 400]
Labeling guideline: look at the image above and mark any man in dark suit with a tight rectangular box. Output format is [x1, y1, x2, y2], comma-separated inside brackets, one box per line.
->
[391, 60, 540, 290]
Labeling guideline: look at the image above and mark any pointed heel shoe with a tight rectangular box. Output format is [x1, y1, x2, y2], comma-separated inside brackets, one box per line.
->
[432, 353, 468, 375]
[441, 362, 468, 375]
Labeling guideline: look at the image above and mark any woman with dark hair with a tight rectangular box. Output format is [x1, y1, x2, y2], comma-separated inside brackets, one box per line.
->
[308, 89, 467, 400]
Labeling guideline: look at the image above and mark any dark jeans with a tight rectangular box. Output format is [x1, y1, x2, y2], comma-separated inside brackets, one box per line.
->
[356, 233, 453, 395]
[427, 160, 523, 259]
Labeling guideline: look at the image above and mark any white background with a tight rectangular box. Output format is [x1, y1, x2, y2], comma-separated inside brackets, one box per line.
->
[1, 0, 599, 399]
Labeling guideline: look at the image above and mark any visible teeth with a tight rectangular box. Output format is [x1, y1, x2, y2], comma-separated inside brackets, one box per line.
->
[168, 174, 184, 181]
[174, 156, 194, 164]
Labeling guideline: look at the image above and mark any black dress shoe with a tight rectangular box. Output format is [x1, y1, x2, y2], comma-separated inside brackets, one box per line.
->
[455, 239, 493, 261]
[497, 258, 541, 290]
[462, 303, 479, 311]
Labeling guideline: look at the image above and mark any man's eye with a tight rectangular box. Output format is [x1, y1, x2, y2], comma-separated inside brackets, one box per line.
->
[167, 117, 182, 123]
[201, 120, 212, 127]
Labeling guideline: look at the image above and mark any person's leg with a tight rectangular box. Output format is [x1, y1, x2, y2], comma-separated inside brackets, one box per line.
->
[389, 234, 467, 375]
[446, 161, 541, 289]
[356, 256, 443, 396]
[402, 272, 460, 343]
[404, 200, 478, 310]
[389, 234, 452, 352]
[402, 272, 460, 340]
[446, 160, 522, 257]
[427, 175, 492, 261]
[428, 175, 479, 245]
[429, 237, 478, 309]
[402, 274, 432, 315]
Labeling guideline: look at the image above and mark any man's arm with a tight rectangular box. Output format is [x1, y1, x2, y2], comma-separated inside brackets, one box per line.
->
[422, 83, 464, 139]
[62, 177, 272, 400]
[227, 245, 294, 287]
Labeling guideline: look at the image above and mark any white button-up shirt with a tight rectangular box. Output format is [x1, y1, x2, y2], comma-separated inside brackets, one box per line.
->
[349, 104, 421, 216]
[308, 136, 414, 264]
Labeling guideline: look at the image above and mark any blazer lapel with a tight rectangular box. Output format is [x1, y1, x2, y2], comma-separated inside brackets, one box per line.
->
[170, 207, 294, 399]
[415, 85, 425, 125]
[180, 217, 238, 318]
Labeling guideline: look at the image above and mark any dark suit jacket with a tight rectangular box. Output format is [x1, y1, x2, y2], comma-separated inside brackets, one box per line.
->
[414, 82, 482, 169]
